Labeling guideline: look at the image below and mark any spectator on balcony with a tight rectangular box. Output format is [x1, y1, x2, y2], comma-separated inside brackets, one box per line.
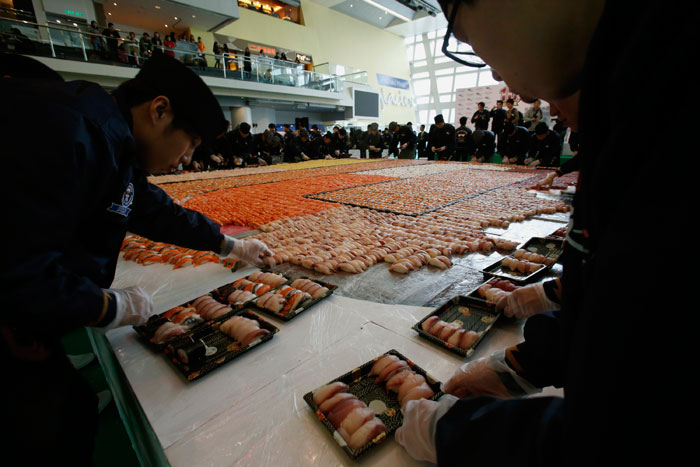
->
[222, 43, 231, 70]
[102, 23, 120, 61]
[163, 33, 175, 58]
[213, 42, 221, 68]
[88, 21, 105, 58]
[243, 47, 252, 79]
[139, 32, 152, 59]
[152, 32, 163, 54]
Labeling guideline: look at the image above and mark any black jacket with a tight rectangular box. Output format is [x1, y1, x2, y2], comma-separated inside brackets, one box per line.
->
[471, 109, 490, 130]
[490, 107, 507, 133]
[528, 130, 561, 167]
[498, 126, 530, 162]
[1, 79, 223, 337]
[427, 123, 456, 154]
[435, 2, 693, 465]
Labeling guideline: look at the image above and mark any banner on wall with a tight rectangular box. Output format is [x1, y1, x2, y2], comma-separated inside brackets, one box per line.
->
[376, 73, 410, 90]
[454, 84, 550, 129]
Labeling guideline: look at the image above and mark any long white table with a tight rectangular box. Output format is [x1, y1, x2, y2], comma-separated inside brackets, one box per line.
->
[105, 258, 562, 466]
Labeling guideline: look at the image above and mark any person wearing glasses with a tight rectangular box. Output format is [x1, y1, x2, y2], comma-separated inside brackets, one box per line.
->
[395, 1, 691, 465]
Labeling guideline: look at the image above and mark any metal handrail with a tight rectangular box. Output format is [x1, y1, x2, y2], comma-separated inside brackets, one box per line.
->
[1, 17, 346, 92]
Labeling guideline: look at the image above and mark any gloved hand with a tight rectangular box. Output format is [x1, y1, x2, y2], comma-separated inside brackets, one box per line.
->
[93, 286, 154, 332]
[442, 349, 541, 399]
[537, 172, 557, 187]
[220, 236, 273, 267]
[496, 282, 557, 319]
[395, 395, 458, 464]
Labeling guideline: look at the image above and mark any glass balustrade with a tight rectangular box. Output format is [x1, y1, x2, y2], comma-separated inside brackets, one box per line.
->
[0, 17, 344, 93]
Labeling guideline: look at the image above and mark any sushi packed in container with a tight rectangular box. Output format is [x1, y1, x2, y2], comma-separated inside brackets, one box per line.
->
[413, 296, 500, 357]
[303, 349, 443, 459]
[164, 308, 279, 381]
[252, 276, 337, 321]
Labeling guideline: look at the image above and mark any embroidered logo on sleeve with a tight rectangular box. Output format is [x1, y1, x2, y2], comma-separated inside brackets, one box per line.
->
[107, 182, 134, 217]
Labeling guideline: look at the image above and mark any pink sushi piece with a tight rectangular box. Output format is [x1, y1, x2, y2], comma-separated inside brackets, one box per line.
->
[421, 316, 439, 332]
[385, 368, 413, 393]
[400, 382, 435, 407]
[326, 398, 366, 429]
[375, 360, 409, 384]
[459, 330, 480, 350]
[312, 381, 350, 406]
[347, 418, 387, 450]
[318, 392, 355, 415]
[340, 407, 375, 437]
[369, 355, 399, 376]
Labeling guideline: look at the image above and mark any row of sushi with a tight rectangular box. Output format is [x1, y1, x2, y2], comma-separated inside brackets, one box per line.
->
[120, 234, 237, 270]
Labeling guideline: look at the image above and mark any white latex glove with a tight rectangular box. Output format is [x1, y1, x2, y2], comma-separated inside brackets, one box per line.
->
[496, 282, 557, 319]
[395, 395, 459, 464]
[442, 350, 541, 399]
[220, 236, 272, 267]
[94, 286, 154, 332]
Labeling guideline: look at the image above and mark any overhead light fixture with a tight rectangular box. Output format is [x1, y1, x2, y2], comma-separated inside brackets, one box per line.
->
[55, 19, 61, 23]
[113, 2, 117, 6]
[155, 5, 161, 9]
[192, 14, 197, 18]
[362, 0, 411, 21]
[164, 24, 168, 27]
[107, 12, 111, 15]
[174, 16, 178, 20]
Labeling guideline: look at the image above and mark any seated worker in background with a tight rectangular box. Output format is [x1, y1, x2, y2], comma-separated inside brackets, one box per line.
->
[260, 123, 282, 165]
[332, 128, 351, 158]
[366, 123, 385, 158]
[282, 124, 300, 162]
[470, 129, 496, 163]
[525, 122, 561, 168]
[298, 129, 322, 160]
[395, 1, 692, 465]
[428, 114, 456, 160]
[1, 53, 272, 464]
[498, 122, 531, 165]
[320, 132, 336, 159]
[230, 122, 266, 167]
[454, 116, 473, 161]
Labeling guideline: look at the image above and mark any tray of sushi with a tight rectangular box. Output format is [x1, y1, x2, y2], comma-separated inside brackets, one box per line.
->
[413, 296, 500, 357]
[134, 293, 239, 351]
[303, 349, 442, 460]
[481, 237, 562, 283]
[163, 308, 279, 381]
[214, 270, 292, 306]
[252, 277, 336, 321]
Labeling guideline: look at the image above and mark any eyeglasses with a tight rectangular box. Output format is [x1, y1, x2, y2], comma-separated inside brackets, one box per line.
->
[441, 1, 487, 68]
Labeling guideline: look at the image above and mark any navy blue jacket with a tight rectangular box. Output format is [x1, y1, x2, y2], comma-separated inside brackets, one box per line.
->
[1, 79, 223, 337]
[435, 2, 692, 465]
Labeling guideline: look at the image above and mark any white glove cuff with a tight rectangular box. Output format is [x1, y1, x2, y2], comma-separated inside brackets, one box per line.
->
[485, 349, 542, 397]
[93, 290, 126, 333]
[533, 282, 558, 313]
[219, 235, 237, 259]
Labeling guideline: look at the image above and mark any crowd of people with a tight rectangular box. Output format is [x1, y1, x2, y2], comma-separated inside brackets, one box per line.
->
[174, 104, 575, 175]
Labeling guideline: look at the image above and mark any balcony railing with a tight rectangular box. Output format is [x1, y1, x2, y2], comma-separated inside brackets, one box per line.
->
[0, 17, 344, 93]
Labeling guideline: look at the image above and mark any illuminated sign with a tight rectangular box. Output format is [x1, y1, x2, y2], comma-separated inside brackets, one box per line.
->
[64, 9, 85, 17]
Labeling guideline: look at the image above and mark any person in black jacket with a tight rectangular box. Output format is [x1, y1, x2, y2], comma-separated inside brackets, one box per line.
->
[490, 99, 507, 140]
[427, 114, 456, 160]
[282, 124, 300, 162]
[1, 53, 272, 464]
[319, 132, 335, 159]
[389, 122, 417, 159]
[229, 122, 264, 167]
[525, 122, 561, 167]
[471, 129, 496, 163]
[332, 128, 351, 158]
[417, 124, 429, 158]
[498, 122, 530, 164]
[471, 101, 490, 130]
[396, 2, 693, 466]
[298, 129, 322, 160]
[454, 116, 473, 161]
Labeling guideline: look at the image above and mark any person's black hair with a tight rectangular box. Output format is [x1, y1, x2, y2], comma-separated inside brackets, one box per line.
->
[338, 128, 347, 136]
[108, 22, 114, 27]
[323, 132, 333, 140]
[299, 129, 309, 139]
[497, 99, 503, 104]
[239, 122, 251, 134]
[535, 122, 548, 135]
[407, 122, 412, 125]
[459, 116, 467, 125]
[506, 98, 514, 104]
[0, 53, 64, 81]
[312, 124, 318, 130]
[283, 123, 290, 128]
[268, 123, 276, 129]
